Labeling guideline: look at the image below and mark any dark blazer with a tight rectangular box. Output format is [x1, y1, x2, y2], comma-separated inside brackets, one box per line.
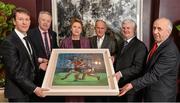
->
[131, 37, 180, 102]
[27, 27, 58, 86]
[28, 27, 58, 59]
[0, 31, 38, 99]
[60, 36, 90, 48]
[90, 34, 116, 55]
[115, 36, 148, 87]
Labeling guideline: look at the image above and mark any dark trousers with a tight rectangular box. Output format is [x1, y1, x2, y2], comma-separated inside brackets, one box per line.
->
[8, 98, 29, 102]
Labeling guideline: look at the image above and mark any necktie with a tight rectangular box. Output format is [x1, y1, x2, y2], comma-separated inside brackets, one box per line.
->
[121, 41, 128, 54]
[43, 32, 50, 58]
[23, 36, 32, 55]
[147, 42, 158, 62]
[23, 37, 35, 70]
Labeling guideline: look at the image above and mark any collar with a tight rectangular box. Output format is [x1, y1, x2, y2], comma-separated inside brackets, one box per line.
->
[15, 29, 27, 39]
[97, 34, 105, 41]
[124, 36, 135, 43]
[38, 27, 48, 34]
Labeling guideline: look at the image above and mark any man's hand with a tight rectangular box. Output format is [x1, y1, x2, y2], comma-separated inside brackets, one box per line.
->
[38, 57, 48, 63]
[115, 71, 122, 82]
[34, 87, 49, 97]
[39, 62, 48, 71]
[119, 83, 133, 96]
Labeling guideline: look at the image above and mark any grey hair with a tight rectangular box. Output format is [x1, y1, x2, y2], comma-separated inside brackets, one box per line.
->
[121, 19, 137, 34]
[95, 19, 107, 28]
[121, 19, 137, 29]
[155, 17, 173, 33]
[167, 19, 173, 32]
[38, 11, 52, 18]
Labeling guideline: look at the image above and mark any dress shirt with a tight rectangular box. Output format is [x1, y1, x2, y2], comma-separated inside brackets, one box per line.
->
[97, 35, 105, 48]
[39, 27, 51, 52]
[15, 29, 32, 55]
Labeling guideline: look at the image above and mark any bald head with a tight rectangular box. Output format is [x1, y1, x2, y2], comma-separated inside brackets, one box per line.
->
[153, 17, 173, 43]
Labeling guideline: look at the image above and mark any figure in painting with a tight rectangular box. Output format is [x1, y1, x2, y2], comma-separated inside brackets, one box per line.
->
[61, 57, 85, 81]
[81, 64, 100, 80]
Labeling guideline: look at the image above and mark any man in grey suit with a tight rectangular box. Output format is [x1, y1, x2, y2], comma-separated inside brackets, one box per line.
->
[113, 19, 148, 102]
[90, 20, 116, 56]
[86, 20, 116, 102]
[0, 7, 48, 102]
[119, 17, 180, 102]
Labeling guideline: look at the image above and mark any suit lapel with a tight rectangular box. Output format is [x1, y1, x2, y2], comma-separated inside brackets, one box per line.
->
[12, 32, 35, 68]
[48, 31, 53, 49]
[121, 37, 136, 54]
[101, 35, 108, 48]
[37, 28, 47, 55]
[146, 38, 171, 67]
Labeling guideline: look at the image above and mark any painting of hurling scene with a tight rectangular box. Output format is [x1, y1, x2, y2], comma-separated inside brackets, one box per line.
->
[53, 53, 108, 86]
[57, 0, 138, 40]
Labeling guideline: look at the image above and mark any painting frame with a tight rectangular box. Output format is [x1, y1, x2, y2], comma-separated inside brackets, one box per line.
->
[42, 49, 119, 96]
[51, 0, 143, 40]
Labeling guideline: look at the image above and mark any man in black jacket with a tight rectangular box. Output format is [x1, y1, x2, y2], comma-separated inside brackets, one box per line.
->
[0, 7, 48, 102]
[28, 11, 58, 86]
[114, 19, 148, 102]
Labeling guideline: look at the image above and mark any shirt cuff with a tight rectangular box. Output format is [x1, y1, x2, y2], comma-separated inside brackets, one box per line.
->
[119, 71, 123, 78]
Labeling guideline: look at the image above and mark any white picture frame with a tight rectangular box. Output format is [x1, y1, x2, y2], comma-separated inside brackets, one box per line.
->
[42, 49, 119, 96]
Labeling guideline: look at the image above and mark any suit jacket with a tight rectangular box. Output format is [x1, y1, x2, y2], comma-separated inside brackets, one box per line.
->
[131, 37, 180, 102]
[28, 27, 58, 59]
[60, 36, 90, 48]
[27, 27, 58, 86]
[90, 34, 116, 55]
[115, 36, 148, 87]
[0, 31, 38, 99]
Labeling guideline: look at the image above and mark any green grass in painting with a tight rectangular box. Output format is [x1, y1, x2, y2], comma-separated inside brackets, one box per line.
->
[53, 72, 108, 86]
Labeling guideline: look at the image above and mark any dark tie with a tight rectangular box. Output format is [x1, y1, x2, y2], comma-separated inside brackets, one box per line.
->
[43, 32, 50, 58]
[147, 42, 158, 62]
[121, 41, 128, 54]
[23, 36, 32, 55]
[23, 36, 35, 71]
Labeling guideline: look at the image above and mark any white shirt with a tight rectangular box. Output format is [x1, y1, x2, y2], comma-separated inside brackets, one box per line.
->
[97, 35, 105, 48]
[15, 29, 32, 55]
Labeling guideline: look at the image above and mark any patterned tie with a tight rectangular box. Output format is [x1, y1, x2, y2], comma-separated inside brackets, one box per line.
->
[43, 32, 50, 58]
[147, 42, 158, 62]
[121, 41, 128, 54]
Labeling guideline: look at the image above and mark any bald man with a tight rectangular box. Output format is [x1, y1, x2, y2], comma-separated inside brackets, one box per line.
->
[119, 18, 180, 102]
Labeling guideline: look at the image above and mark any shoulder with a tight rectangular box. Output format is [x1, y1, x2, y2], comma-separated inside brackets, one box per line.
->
[49, 30, 57, 35]
[27, 27, 40, 36]
[80, 36, 90, 41]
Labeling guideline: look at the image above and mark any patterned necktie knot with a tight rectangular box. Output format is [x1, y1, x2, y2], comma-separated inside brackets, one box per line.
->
[123, 41, 128, 47]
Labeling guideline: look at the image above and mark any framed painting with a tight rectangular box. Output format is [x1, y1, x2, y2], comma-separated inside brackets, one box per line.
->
[42, 49, 119, 96]
[51, 0, 143, 41]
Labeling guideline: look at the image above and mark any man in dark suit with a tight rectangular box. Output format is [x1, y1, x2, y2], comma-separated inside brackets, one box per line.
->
[113, 19, 148, 102]
[0, 7, 48, 102]
[119, 17, 180, 102]
[28, 11, 58, 86]
[90, 20, 116, 56]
